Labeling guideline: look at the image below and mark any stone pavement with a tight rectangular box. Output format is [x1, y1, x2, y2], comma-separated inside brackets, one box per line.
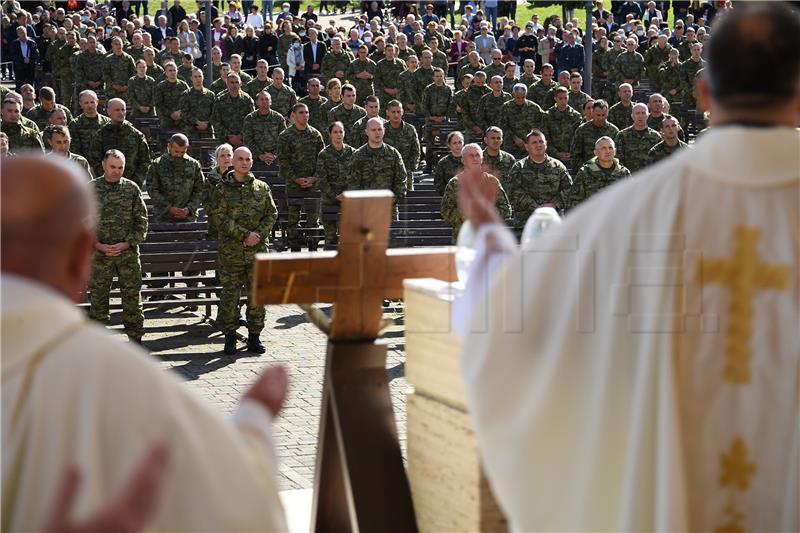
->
[109, 300, 409, 492]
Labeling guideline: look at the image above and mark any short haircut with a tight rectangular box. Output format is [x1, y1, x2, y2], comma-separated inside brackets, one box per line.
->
[103, 149, 125, 162]
[706, 2, 800, 108]
[39, 86, 55, 101]
[341, 84, 356, 95]
[461, 142, 482, 157]
[44, 124, 70, 141]
[595, 136, 615, 148]
[169, 133, 189, 146]
[525, 129, 545, 142]
[554, 85, 569, 95]
[569, 72, 582, 80]
[327, 77, 342, 89]
[592, 99, 610, 111]
[385, 99, 403, 111]
[328, 120, 345, 134]
[364, 95, 379, 105]
[512, 83, 528, 94]
[290, 103, 308, 115]
[484, 126, 503, 137]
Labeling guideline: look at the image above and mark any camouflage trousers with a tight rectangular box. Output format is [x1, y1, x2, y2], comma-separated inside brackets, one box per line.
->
[287, 199, 320, 248]
[60, 79, 75, 113]
[88, 250, 144, 339]
[216, 259, 265, 334]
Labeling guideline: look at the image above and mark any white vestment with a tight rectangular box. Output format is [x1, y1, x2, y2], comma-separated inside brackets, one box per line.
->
[455, 126, 799, 531]
[1, 275, 287, 532]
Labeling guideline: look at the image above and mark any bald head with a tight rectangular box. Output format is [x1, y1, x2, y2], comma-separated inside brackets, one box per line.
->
[1, 156, 96, 300]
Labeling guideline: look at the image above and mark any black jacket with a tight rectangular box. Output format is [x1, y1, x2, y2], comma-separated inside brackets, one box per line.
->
[10, 37, 39, 66]
[303, 39, 326, 74]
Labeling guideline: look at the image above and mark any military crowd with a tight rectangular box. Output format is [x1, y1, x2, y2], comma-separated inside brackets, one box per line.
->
[1, 0, 709, 353]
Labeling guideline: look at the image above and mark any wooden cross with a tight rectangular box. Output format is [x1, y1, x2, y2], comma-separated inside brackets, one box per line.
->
[253, 190, 456, 532]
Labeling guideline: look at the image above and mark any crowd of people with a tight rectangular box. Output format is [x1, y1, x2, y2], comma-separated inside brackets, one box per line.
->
[0, 0, 726, 351]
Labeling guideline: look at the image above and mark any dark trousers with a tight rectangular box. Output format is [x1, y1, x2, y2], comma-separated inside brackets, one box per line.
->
[13, 63, 34, 91]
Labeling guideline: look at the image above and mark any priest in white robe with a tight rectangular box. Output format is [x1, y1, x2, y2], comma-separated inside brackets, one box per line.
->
[454, 4, 799, 531]
[1, 156, 288, 532]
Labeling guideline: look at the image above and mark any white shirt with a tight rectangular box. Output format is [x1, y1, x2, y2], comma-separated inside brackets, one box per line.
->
[246, 12, 264, 29]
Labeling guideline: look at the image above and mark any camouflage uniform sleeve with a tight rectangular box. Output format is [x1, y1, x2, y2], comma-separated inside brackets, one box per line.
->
[392, 148, 407, 198]
[242, 114, 255, 150]
[315, 150, 336, 201]
[257, 184, 279, 237]
[102, 57, 114, 90]
[89, 130, 104, 176]
[567, 166, 587, 211]
[496, 180, 512, 220]
[127, 184, 149, 247]
[188, 161, 207, 215]
[215, 188, 249, 242]
[210, 96, 226, 138]
[146, 161, 170, 219]
[346, 150, 364, 190]
[134, 134, 151, 187]
[276, 130, 296, 181]
[556, 162, 573, 213]
[408, 126, 420, 176]
[613, 130, 627, 168]
[440, 178, 459, 227]
[570, 127, 585, 167]
[476, 95, 489, 131]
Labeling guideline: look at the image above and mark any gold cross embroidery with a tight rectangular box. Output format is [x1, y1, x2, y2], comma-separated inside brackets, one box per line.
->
[697, 226, 792, 384]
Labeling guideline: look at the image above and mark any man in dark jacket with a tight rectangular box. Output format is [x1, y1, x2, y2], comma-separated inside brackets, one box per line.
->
[10, 26, 38, 91]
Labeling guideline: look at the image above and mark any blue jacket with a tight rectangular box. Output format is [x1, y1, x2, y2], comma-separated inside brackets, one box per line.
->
[557, 43, 584, 73]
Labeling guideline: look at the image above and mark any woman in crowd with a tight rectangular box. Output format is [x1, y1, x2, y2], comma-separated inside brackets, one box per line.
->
[178, 19, 200, 60]
[205, 143, 234, 239]
[315, 122, 355, 248]
[225, 1, 244, 27]
[433, 130, 464, 196]
[128, 59, 157, 118]
[242, 24, 259, 69]
[257, 22, 278, 71]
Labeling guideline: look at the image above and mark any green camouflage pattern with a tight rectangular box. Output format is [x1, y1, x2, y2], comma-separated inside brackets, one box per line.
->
[647, 139, 689, 165]
[299, 95, 329, 136]
[0, 121, 44, 152]
[349, 115, 385, 148]
[505, 155, 572, 226]
[483, 149, 517, 182]
[244, 77, 272, 99]
[90, 120, 151, 186]
[612, 50, 645, 85]
[568, 157, 630, 209]
[412, 67, 436, 101]
[384, 120, 421, 188]
[127, 75, 157, 118]
[680, 57, 706, 107]
[658, 61, 682, 103]
[327, 103, 366, 143]
[180, 86, 216, 138]
[614, 125, 662, 173]
[644, 43, 672, 90]
[529, 79, 557, 108]
[211, 90, 255, 139]
[103, 51, 137, 98]
[243, 109, 288, 158]
[316, 143, 355, 244]
[74, 50, 105, 90]
[346, 57, 378, 102]
[500, 98, 545, 157]
[570, 120, 621, 167]
[460, 84, 491, 133]
[25, 103, 73, 130]
[374, 57, 407, 106]
[347, 143, 407, 218]
[321, 49, 353, 83]
[477, 91, 512, 131]
[266, 83, 298, 118]
[568, 89, 591, 113]
[153, 78, 190, 129]
[608, 101, 633, 130]
[441, 173, 511, 237]
[69, 113, 111, 159]
[543, 104, 583, 158]
[421, 83, 453, 117]
[146, 151, 206, 222]
[433, 153, 462, 196]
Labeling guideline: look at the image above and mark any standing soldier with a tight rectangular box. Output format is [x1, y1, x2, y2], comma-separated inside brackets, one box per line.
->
[505, 129, 572, 227]
[243, 91, 288, 169]
[484, 50, 507, 80]
[349, 96, 383, 149]
[266, 68, 298, 118]
[154, 61, 190, 130]
[612, 38, 646, 89]
[128, 60, 157, 118]
[543, 86, 583, 169]
[90, 99, 151, 187]
[69, 90, 111, 160]
[146, 134, 206, 223]
[103, 37, 137, 101]
[143, 47, 165, 82]
[644, 34, 672, 92]
[374, 44, 407, 110]
[397, 55, 421, 114]
[383, 100, 421, 191]
[179, 68, 216, 139]
[482, 126, 517, 182]
[319, 78, 343, 126]
[244, 60, 273, 99]
[659, 49, 683, 105]
[25, 87, 73, 130]
[347, 117, 408, 219]
[299, 77, 329, 138]
[647, 115, 690, 165]
[680, 42, 706, 110]
[215, 146, 278, 355]
[519, 59, 540, 93]
[276, 103, 325, 250]
[500, 83, 544, 158]
[420, 67, 452, 172]
[412, 50, 437, 105]
[433, 130, 465, 195]
[567, 72, 591, 113]
[320, 37, 352, 84]
[449, 73, 473, 131]
[210, 64, 233, 94]
[211, 74, 256, 148]
[570, 100, 620, 168]
[74, 35, 105, 95]
[327, 84, 366, 142]
[608, 83, 635, 129]
[315, 121, 354, 248]
[1, 99, 44, 152]
[346, 45, 377, 104]
[614, 102, 662, 173]
[44, 125, 93, 179]
[461, 71, 491, 142]
[54, 30, 80, 111]
[568, 136, 630, 210]
[88, 149, 148, 344]
[502, 62, 521, 95]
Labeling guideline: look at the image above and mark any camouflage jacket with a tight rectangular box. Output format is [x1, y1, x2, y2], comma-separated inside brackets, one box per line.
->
[680, 57, 706, 103]
[211, 91, 255, 139]
[0, 121, 43, 152]
[647, 139, 689, 165]
[457, 61, 485, 86]
[69, 113, 111, 159]
[569, 157, 630, 209]
[397, 69, 421, 109]
[180, 86, 216, 135]
[316, 143, 355, 203]
[433, 153, 462, 196]
[483, 149, 517, 182]
[448, 88, 468, 126]
[500, 98, 545, 155]
[384, 120, 421, 180]
[346, 115, 383, 148]
[53, 43, 80, 81]
[127, 75, 157, 115]
[299, 95, 329, 135]
[529, 79, 557, 109]
[518, 73, 540, 92]
[477, 91, 512, 131]
[483, 63, 506, 81]
[461, 84, 491, 130]
[321, 50, 353, 82]
[244, 77, 272, 100]
[373, 57, 406, 102]
[505, 155, 572, 226]
[154, 79, 190, 128]
[103, 52, 136, 96]
[214, 172, 278, 263]
[567, 89, 591, 113]
[608, 101, 633, 130]
[659, 61, 682, 100]
[431, 50, 449, 72]
[74, 50, 105, 89]
[46, 151, 93, 179]
[502, 75, 520, 94]
[146, 152, 206, 222]
[266, 83, 298, 118]
[644, 44, 672, 88]
[91, 176, 148, 253]
[570, 120, 620, 168]
[441, 173, 511, 236]
[346, 57, 377, 99]
[420, 83, 452, 117]
[25, 103, 73, 130]
[327, 103, 366, 142]
[243, 109, 288, 157]
[613, 50, 645, 85]
[347, 143, 407, 208]
[276, 124, 325, 187]
[615, 125, 662, 173]
[145, 62, 165, 82]
[90, 120, 151, 186]
[543, 104, 583, 156]
[411, 67, 436, 101]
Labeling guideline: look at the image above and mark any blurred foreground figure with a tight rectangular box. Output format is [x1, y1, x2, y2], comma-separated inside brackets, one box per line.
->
[454, 3, 800, 531]
[1, 156, 287, 532]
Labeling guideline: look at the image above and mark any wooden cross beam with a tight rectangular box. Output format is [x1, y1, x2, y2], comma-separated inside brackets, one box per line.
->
[253, 190, 457, 532]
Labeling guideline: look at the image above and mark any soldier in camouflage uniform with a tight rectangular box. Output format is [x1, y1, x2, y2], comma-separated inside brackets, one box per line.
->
[205, 144, 234, 239]
[143, 47, 165, 82]
[612, 38, 646, 88]
[483, 50, 506, 80]
[518, 59, 539, 91]
[567, 73, 591, 113]
[607, 83, 634, 129]
[412, 51, 437, 105]
[428, 37, 449, 72]
[461, 71, 491, 142]
[90, 99, 150, 187]
[53, 30, 80, 111]
[177, 54, 195, 84]
[543, 86, 583, 169]
[243, 90, 288, 169]
[458, 51, 486, 87]
[69, 91, 111, 160]
[506, 130, 572, 227]
[126, 32, 147, 63]
[680, 42, 706, 109]
[128, 60, 157, 118]
[659, 49, 683, 104]
[374, 44, 407, 109]
[500, 83, 545, 158]
[299, 77, 329, 139]
[266, 68, 298, 118]
[146, 134, 206, 223]
[43, 125, 94, 179]
[570, 100, 620, 168]
[647, 115, 690, 165]
[449, 73, 472, 130]
[482, 126, 517, 182]
[396, 34, 413, 61]
[244, 60, 273, 99]
[320, 37, 353, 84]
[316, 121, 354, 247]
[433, 131, 464, 195]
[347, 45, 377, 104]
[1, 100, 44, 152]
[397, 55, 421, 113]
[327, 84, 367, 143]
[104, 37, 137, 101]
[568, 136, 630, 210]
[529, 63, 557, 108]
[180, 68, 216, 138]
[477, 75, 511, 133]
[210, 64, 232, 94]
[214, 147, 278, 355]
[384, 99, 421, 191]
[441, 143, 511, 238]
[229, 55, 254, 85]
[349, 96, 384, 149]
[74, 35, 105, 94]
[545, 71, 571, 110]
[25, 87, 73, 130]
[154, 61, 190, 130]
[88, 149, 148, 343]
[614, 103, 662, 173]
[276, 103, 325, 249]
[420, 67, 453, 170]
[211, 74, 256, 148]
[601, 36, 625, 101]
[347, 118, 407, 217]
[157, 36, 184, 69]
[502, 62, 520, 95]
[644, 34, 672, 92]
